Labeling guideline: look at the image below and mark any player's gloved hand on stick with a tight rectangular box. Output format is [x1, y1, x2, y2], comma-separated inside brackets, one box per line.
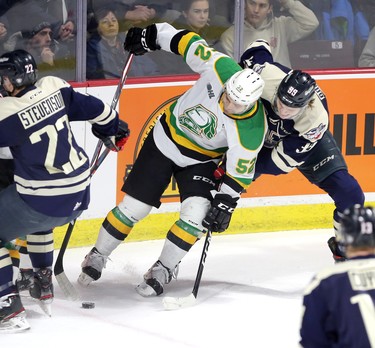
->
[124, 24, 160, 55]
[92, 119, 130, 152]
[202, 194, 238, 232]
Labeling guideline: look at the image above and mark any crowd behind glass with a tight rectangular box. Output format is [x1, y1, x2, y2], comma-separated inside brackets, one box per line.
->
[0, 0, 374, 82]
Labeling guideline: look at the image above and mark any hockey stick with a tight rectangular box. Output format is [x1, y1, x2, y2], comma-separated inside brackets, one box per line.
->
[163, 229, 212, 310]
[54, 147, 109, 300]
[54, 53, 134, 300]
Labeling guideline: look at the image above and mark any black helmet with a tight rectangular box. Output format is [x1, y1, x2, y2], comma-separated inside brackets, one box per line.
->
[0, 49, 38, 88]
[277, 70, 316, 108]
[337, 204, 375, 249]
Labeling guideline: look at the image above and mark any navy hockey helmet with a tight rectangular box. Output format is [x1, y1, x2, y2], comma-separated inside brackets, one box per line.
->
[0, 49, 38, 88]
[277, 70, 316, 108]
[337, 204, 375, 249]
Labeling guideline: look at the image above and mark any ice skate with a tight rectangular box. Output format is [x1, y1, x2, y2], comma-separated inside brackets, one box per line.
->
[0, 293, 30, 333]
[78, 247, 108, 286]
[16, 268, 34, 292]
[136, 260, 174, 297]
[29, 268, 54, 316]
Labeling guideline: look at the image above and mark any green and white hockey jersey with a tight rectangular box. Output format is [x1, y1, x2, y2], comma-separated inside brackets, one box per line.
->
[152, 23, 267, 198]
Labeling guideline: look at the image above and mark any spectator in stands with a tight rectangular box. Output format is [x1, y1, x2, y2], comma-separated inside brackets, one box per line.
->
[0, 15, 9, 55]
[3, 0, 76, 37]
[172, 0, 227, 48]
[54, 19, 76, 62]
[358, 26, 375, 67]
[360, 0, 375, 29]
[86, 6, 160, 79]
[219, 0, 319, 65]
[7, 13, 75, 80]
[87, 1, 175, 33]
[150, 0, 230, 76]
[56, 19, 75, 46]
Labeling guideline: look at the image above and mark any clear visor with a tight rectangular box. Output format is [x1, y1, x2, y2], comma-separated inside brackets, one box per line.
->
[223, 90, 254, 115]
[272, 94, 305, 119]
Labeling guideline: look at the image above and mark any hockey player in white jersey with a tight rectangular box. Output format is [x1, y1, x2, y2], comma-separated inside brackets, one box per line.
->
[0, 49, 129, 332]
[300, 204, 375, 347]
[239, 40, 365, 262]
[78, 22, 267, 296]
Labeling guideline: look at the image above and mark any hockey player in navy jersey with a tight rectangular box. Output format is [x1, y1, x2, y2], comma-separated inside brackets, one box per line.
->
[0, 49, 129, 332]
[78, 22, 267, 297]
[300, 204, 375, 347]
[239, 39, 365, 262]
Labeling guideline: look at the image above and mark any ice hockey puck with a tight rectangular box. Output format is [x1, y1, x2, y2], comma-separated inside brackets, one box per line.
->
[82, 301, 95, 309]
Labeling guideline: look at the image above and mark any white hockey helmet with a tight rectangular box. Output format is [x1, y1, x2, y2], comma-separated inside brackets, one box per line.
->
[225, 68, 264, 111]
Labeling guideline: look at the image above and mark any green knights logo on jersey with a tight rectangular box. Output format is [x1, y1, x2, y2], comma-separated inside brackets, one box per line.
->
[178, 105, 217, 139]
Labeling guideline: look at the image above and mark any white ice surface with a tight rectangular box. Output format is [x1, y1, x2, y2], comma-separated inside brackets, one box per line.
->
[2, 229, 334, 348]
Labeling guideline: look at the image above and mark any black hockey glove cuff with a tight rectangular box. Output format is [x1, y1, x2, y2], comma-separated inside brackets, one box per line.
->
[92, 120, 130, 152]
[124, 24, 160, 56]
[202, 194, 238, 233]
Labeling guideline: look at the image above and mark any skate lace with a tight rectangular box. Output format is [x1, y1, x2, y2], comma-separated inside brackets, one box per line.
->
[87, 250, 109, 270]
[172, 264, 179, 280]
[154, 261, 179, 283]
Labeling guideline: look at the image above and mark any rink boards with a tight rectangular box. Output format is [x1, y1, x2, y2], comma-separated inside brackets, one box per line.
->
[55, 74, 375, 248]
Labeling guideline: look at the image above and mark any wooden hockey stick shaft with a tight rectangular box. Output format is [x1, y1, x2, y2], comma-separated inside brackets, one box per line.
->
[54, 53, 134, 299]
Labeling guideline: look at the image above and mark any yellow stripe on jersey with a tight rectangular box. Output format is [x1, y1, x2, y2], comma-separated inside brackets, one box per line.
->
[165, 108, 224, 158]
[170, 223, 198, 245]
[226, 172, 249, 190]
[106, 210, 132, 236]
[177, 32, 201, 58]
[16, 238, 27, 248]
[9, 249, 20, 259]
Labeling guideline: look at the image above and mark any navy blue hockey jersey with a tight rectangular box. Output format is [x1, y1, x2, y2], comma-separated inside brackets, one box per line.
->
[0, 76, 118, 217]
[241, 41, 330, 173]
[300, 256, 375, 347]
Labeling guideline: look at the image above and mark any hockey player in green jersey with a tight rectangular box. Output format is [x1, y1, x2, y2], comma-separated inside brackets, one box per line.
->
[79, 22, 267, 296]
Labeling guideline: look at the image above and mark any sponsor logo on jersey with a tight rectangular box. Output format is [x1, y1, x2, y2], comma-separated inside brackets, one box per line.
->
[312, 154, 334, 170]
[207, 83, 215, 99]
[192, 175, 215, 187]
[18, 91, 65, 129]
[304, 123, 325, 141]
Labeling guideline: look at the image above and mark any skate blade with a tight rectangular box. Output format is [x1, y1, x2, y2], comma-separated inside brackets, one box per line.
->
[39, 301, 52, 317]
[77, 273, 95, 287]
[0, 315, 31, 333]
[135, 282, 157, 297]
[31, 298, 52, 317]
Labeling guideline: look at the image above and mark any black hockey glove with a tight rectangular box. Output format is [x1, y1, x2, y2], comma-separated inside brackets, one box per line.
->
[92, 120, 130, 152]
[124, 24, 160, 56]
[202, 194, 238, 233]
